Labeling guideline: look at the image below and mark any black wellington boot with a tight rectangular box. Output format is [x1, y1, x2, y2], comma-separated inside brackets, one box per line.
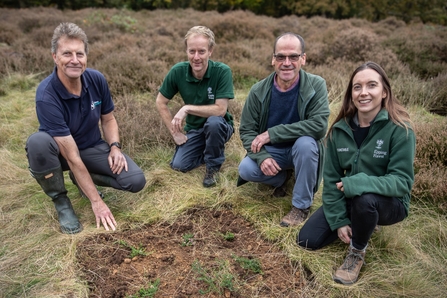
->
[30, 166, 82, 234]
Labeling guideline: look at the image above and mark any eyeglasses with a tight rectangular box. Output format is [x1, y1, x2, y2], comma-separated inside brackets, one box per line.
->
[273, 54, 302, 62]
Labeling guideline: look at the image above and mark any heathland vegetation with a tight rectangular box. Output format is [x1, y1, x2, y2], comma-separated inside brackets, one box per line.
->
[1, 0, 447, 25]
[0, 7, 447, 297]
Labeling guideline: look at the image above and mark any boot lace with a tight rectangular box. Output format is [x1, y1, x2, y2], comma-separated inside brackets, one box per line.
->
[341, 250, 366, 271]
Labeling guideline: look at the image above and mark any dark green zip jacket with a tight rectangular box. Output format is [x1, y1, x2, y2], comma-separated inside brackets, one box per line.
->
[239, 69, 330, 191]
[323, 109, 416, 231]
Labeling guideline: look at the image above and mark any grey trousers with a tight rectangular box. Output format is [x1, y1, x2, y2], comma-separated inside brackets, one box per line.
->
[25, 132, 146, 193]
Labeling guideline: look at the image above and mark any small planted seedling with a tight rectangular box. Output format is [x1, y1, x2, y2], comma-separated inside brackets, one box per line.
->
[115, 239, 148, 258]
[126, 279, 160, 298]
[222, 231, 235, 241]
[191, 260, 236, 295]
[233, 255, 263, 274]
[181, 233, 195, 246]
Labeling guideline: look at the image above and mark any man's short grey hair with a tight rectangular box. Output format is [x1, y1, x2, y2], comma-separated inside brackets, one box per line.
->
[184, 26, 216, 50]
[51, 22, 89, 54]
[273, 32, 305, 54]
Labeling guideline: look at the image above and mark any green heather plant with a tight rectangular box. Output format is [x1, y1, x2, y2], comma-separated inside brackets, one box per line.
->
[181, 233, 195, 247]
[115, 239, 149, 258]
[233, 255, 263, 274]
[191, 259, 237, 295]
[127, 279, 160, 298]
[222, 231, 235, 241]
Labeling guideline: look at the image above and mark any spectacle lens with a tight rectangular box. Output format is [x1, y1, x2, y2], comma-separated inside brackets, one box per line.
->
[274, 54, 301, 62]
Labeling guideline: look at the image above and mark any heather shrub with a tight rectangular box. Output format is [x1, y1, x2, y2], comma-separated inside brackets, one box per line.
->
[384, 23, 447, 79]
[430, 71, 447, 115]
[210, 10, 275, 42]
[327, 27, 381, 62]
[411, 114, 447, 208]
[392, 71, 447, 113]
[95, 50, 164, 95]
[0, 23, 22, 45]
[113, 93, 177, 154]
[0, 39, 52, 77]
[16, 7, 66, 33]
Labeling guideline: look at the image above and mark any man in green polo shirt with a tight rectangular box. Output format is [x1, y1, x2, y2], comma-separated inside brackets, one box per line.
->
[156, 26, 234, 187]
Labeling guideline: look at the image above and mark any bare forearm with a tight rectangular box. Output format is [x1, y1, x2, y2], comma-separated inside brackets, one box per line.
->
[102, 118, 120, 144]
[157, 104, 174, 132]
[69, 162, 103, 203]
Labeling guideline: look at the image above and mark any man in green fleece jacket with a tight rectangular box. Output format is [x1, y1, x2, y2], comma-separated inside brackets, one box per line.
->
[238, 33, 330, 227]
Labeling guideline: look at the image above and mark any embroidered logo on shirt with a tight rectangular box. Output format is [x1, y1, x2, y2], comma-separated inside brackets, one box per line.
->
[337, 148, 349, 152]
[373, 140, 387, 158]
[91, 100, 102, 110]
[207, 87, 214, 100]
[375, 139, 384, 149]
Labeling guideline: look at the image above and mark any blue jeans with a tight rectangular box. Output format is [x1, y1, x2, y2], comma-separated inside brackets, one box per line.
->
[170, 116, 233, 172]
[238, 136, 319, 209]
[25, 132, 146, 193]
[297, 193, 407, 250]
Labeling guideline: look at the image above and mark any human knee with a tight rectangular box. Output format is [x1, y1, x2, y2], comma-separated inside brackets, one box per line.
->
[26, 132, 60, 171]
[204, 115, 225, 128]
[26, 131, 54, 151]
[351, 193, 377, 213]
[129, 174, 146, 193]
[297, 232, 319, 250]
[118, 173, 146, 193]
[170, 161, 192, 173]
[238, 158, 257, 181]
[292, 136, 318, 162]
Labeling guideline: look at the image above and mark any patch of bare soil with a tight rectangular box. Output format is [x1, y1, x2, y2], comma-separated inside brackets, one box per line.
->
[77, 206, 306, 297]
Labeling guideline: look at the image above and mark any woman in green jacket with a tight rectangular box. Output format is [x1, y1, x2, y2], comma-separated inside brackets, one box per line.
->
[297, 61, 416, 285]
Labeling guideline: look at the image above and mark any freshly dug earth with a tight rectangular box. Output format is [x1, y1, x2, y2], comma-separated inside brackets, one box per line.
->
[77, 206, 306, 297]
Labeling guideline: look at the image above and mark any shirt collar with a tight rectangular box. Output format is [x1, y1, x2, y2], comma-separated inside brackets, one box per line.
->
[186, 60, 213, 82]
[51, 67, 88, 100]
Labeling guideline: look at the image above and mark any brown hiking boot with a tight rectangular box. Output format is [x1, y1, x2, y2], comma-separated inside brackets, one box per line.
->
[273, 169, 293, 197]
[280, 206, 309, 227]
[333, 246, 366, 285]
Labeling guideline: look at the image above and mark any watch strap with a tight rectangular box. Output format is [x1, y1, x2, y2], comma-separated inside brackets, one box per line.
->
[110, 142, 121, 149]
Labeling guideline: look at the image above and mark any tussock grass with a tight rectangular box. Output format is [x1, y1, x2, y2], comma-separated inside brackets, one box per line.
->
[1, 8, 447, 298]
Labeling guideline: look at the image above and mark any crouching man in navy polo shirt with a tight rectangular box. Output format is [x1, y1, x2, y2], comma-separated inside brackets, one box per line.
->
[25, 23, 146, 234]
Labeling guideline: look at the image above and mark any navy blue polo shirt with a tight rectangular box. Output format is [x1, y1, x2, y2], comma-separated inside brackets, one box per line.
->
[35, 68, 114, 150]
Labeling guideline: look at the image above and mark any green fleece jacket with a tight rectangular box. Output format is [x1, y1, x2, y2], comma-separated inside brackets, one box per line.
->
[323, 109, 416, 231]
[239, 69, 330, 191]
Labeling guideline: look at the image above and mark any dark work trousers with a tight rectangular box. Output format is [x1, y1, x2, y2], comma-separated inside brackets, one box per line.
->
[25, 131, 146, 193]
[297, 193, 407, 250]
[170, 116, 233, 172]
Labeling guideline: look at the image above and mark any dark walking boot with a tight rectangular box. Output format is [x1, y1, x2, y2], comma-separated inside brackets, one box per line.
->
[203, 168, 219, 188]
[31, 167, 82, 234]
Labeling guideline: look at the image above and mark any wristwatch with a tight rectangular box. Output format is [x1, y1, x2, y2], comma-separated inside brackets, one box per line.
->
[110, 142, 121, 149]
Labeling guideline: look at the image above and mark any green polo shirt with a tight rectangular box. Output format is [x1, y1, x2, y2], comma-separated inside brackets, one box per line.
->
[159, 60, 234, 131]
